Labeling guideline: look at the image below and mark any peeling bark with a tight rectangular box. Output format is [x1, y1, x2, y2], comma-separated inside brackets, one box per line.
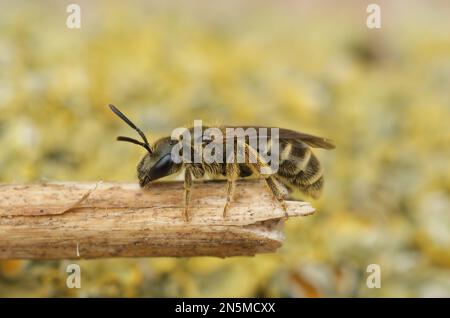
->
[0, 179, 314, 259]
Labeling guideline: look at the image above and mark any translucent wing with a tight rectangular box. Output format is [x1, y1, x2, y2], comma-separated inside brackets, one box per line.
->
[215, 126, 335, 150]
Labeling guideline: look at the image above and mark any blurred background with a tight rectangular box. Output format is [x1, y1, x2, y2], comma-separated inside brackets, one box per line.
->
[0, 0, 449, 297]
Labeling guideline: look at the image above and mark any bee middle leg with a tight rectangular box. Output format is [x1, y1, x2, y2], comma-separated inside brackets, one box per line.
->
[223, 163, 239, 218]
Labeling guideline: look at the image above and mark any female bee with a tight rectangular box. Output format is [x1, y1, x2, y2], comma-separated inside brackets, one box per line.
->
[109, 104, 334, 221]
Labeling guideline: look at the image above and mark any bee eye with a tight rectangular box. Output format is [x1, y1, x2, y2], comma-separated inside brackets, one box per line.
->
[147, 154, 174, 182]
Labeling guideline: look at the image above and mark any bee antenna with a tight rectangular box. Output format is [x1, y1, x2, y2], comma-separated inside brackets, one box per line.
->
[109, 104, 152, 152]
[116, 136, 153, 153]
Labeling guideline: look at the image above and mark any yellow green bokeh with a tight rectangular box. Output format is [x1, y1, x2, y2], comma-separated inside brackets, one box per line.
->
[0, 0, 449, 297]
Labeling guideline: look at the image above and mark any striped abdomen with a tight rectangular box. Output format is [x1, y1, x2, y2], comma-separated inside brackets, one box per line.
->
[276, 140, 324, 199]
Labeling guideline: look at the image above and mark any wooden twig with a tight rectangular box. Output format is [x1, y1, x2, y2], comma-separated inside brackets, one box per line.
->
[0, 179, 314, 259]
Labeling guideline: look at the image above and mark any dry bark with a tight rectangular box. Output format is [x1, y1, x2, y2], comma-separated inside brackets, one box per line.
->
[0, 179, 314, 259]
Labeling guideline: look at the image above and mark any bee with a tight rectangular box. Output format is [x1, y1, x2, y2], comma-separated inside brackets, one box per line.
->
[109, 104, 334, 221]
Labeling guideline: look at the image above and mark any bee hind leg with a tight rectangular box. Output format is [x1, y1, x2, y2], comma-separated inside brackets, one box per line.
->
[264, 177, 289, 218]
[239, 141, 289, 218]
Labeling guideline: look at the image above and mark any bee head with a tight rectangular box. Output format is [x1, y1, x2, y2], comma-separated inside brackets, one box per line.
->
[136, 137, 182, 187]
[109, 104, 182, 187]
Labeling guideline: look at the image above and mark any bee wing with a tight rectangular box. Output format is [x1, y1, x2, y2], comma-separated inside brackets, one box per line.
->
[277, 128, 335, 149]
[216, 126, 335, 150]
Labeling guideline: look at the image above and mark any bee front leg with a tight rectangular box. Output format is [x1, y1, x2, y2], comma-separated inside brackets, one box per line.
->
[183, 166, 193, 222]
[223, 163, 239, 218]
